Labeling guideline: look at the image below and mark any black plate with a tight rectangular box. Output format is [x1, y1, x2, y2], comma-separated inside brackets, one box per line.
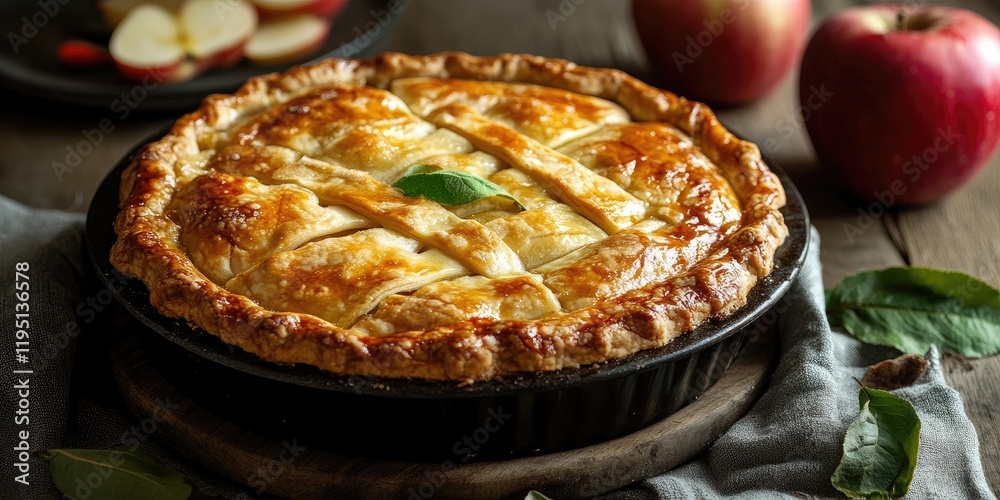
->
[86, 130, 810, 460]
[0, 0, 406, 109]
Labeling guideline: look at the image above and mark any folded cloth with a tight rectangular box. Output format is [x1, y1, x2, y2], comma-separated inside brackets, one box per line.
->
[1, 194, 995, 499]
[610, 227, 997, 500]
[0, 196, 251, 499]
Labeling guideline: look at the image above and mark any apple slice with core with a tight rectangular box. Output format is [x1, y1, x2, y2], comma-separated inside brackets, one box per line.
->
[180, 0, 258, 71]
[109, 4, 185, 82]
[245, 14, 330, 64]
[251, 0, 348, 20]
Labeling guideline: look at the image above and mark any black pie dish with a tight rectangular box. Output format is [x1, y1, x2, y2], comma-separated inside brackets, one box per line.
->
[86, 132, 810, 462]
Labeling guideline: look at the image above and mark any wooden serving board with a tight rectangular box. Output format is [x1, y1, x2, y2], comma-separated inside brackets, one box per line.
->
[107, 322, 776, 499]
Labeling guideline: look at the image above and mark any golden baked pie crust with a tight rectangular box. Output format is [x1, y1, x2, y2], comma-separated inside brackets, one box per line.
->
[111, 52, 788, 381]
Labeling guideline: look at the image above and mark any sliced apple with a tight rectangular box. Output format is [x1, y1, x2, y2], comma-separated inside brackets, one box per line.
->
[180, 0, 258, 71]
[109, 4, 185, 82]
[251, 0, 348, 20]
[245, 14, 329, 64]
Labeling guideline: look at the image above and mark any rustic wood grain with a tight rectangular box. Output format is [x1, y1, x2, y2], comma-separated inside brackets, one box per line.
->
[108, 319, 776, 499]
[889, 144, 1000, 492]
[1, 0, 998, 494]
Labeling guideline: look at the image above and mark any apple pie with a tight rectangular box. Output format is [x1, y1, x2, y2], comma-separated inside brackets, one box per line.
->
[111, 52, 788, 381]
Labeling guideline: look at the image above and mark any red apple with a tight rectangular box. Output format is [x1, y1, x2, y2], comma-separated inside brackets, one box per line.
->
[245, 15, 330, 65]
[800, 5, 1000, 205]
[632, 0, 811, 105]
[251, 0, 348, 20]
[109, 4, 185, 82]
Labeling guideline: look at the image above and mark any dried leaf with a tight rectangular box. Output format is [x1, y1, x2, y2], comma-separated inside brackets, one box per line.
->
[862, 354, 928, 390]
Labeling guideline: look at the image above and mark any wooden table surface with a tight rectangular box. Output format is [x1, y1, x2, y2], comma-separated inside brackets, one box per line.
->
[1, 0, 997, 495]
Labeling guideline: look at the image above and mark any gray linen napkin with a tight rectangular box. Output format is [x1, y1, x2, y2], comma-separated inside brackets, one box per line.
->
[610, 227, 997, 500]
[2, 197, 87, 500]
[1, 193, 996, 499]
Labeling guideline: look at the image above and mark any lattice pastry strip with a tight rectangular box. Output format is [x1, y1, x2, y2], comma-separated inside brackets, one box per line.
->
[227, 85, 475, 183]
[537, 221, 730, 310]
[353, 274, 561, 335]
[556, 122, 742, 227]
[428, 104, 649, 234]
[389, 77, 631, 148]
[227, 228, 469, 327]
[169, 171, 373, 284]
[205, 144, 525, 278]
[425, 167, 610, 270]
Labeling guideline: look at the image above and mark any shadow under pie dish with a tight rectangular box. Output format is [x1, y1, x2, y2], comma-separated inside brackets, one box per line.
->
[109, 52, 790, 383]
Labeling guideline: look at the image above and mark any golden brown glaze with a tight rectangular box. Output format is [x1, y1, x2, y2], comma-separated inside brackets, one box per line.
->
[390, 77, 630, 146]
[111, 52, 788, 381]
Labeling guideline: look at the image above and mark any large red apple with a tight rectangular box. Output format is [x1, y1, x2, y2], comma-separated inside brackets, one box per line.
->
[632, 0, 811, 105]
[800, 5, 1000, 205]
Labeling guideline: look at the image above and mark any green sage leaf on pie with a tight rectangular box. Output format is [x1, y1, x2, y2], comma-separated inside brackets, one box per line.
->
[392, 164, 525, 210]
[43, 445, 192, 500]
[826, 267, 1000, 358]
[525, 491, 555, 500]
[831, 386, 921, 499]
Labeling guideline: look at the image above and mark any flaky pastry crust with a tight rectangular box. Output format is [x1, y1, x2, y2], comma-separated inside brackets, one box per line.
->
[111, 52, 787, 381]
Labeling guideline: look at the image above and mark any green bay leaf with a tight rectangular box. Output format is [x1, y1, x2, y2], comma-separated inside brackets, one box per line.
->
[826, 267, 1000, 357]
[832, 387, 921, 499]
[45, 445, 191, 500]
[392, 164, 525, 210]
[525, 491, 555, 500]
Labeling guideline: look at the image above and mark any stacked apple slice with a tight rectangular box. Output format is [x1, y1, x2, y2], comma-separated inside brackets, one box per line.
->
[105, 0, 338, 83]
[110, 0, 257, 82]
[243, 0, 345, 64]
[245, 14, 330, 64]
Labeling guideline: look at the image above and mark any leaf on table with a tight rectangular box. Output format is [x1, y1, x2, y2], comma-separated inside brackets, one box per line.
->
[862, 354, 928, 391]
[831, 386, 921, 499]
[43, 445, 191, 500]
[392, 164, 525, 210]
[825, 267, 1000, 358]
[525, 491, 555, 500]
